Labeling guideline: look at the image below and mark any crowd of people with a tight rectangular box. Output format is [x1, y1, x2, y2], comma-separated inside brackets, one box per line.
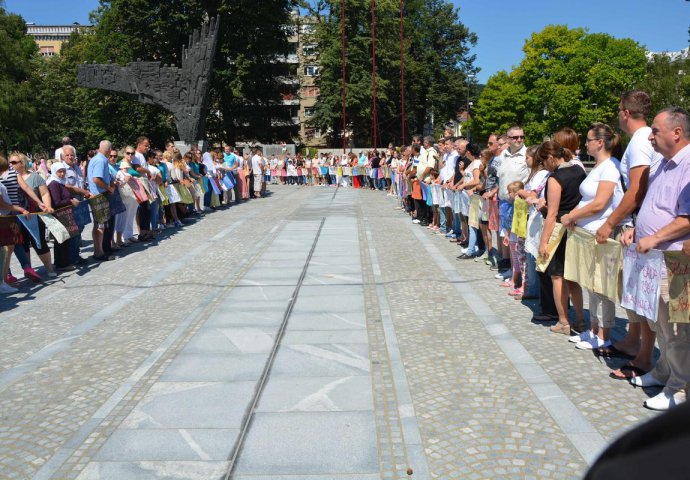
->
[381, 90, 689, 412]
[0, 138, 271, 292]
[2, 90, 690, 413]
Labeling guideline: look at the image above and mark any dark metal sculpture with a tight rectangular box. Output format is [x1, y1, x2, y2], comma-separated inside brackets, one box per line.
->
[77, 16, 220, 143]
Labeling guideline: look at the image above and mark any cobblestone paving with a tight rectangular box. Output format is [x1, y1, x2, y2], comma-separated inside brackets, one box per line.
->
[358, 213, 411, 480]
[360, 189, 659, 479]
[0, 185, 662, 479]
[0, 188, 307, 479]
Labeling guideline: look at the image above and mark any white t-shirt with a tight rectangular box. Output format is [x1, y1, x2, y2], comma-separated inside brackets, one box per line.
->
[132, 152, 145, 167]
[497, 146, 529, 200]
[576, 157, 627, 232]
[525, 170, 549, 195]
[463, 159, 481, 187]
[251, 155, 263, 174]
[620, 126, 663, 188]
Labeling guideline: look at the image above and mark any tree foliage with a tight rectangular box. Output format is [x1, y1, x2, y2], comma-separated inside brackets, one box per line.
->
[1, 0, 297, 155]
[473, 25, 647, 144]
[308, 0, 477, 147]
[637, 53, 690, 114]
[0, 7, 38, 154]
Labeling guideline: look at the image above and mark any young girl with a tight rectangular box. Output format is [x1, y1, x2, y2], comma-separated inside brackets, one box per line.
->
[503, 181, 525, 294]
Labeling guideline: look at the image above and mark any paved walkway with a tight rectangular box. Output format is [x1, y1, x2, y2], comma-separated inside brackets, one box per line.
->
[0, 185, 658, 479]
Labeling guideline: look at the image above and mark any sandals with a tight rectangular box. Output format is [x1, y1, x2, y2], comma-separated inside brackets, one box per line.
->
[609, 364, 649, 380]
[550, 322, 571, 335]
[509, 288, 523, 297]
[593, 345, 636, 360]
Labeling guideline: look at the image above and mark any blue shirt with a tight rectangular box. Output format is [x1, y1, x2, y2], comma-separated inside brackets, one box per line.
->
[87, 152, 111, 195]
[224, 153, 237, 169]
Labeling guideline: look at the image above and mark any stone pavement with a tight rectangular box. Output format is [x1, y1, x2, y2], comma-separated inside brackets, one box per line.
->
[0, 185, 660, 479]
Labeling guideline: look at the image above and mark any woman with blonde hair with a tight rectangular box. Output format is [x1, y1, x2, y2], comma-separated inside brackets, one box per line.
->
[11, 153, 56, 279]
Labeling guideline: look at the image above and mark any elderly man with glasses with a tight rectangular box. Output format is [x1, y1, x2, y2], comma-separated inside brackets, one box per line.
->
[496, 126, 529, 274]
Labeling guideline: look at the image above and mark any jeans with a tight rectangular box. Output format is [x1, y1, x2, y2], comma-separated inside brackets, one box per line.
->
[149, 200, 160, 230]
[466, 226, 483, 256]
[440, 208, 447, 232]
[525, 253, 540, 298]
[453, 213, 461, 239]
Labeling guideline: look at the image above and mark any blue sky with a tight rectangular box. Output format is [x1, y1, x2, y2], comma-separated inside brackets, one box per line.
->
[6, 0, 690, 83]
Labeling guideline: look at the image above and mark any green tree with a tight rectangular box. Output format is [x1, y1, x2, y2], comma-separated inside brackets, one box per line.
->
[0, 7, 38, 154]
[637, 53, 690, 114]
[207, 0, 299, 144]
[471, 71, 526, 141]
[29, 0, 298, 152]
[308, 0, 476, 147]
[474, 25, 647, 145]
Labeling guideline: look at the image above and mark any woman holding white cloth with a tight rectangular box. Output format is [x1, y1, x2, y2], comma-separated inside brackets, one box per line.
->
[560, 123, 625, 350]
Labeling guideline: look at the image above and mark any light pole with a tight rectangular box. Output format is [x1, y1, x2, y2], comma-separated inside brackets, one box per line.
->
[592, 103, 598, 122]
[466, 73, 475, 142]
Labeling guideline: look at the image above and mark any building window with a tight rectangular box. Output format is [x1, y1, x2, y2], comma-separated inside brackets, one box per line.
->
[301, 86, 320, 97]
[314, 128, 321, 138]
[302, 44, 318, 57]
[304, 107, 315, 118]
[40, 46, 55, 56]
[304, 66, 319, 77]
[300, 24, 316, 35]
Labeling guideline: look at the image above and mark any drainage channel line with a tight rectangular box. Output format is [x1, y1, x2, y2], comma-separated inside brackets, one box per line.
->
[224, 216, 327, 480]
[34, 220, 288, 480]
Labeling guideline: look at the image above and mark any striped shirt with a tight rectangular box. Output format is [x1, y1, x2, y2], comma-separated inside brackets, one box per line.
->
[0, 168, 22, 206]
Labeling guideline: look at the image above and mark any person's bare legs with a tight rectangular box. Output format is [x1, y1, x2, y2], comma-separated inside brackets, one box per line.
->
[551, 276, 570, 328]
[92, 225, 104, 257]
[613, 321, 642, 356]
[37, 251, 54, 275]
[567, 280, 585, 329]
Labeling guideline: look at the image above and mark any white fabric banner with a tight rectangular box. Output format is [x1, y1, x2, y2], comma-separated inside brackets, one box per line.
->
[620, 245, 664, 322]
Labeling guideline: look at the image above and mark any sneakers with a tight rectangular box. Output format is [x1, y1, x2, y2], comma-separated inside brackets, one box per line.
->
[0, 282, 18, 294]
[644, 390, 686, 411]
[412, 219, 421, 224]
[569, 330, 593, 344]
[474, 252, 488, 263]
[630, 372, 666, 388]
[23, 267, 41, 283]
[5, 273, 18, 284]
[576, 336, 610, 350]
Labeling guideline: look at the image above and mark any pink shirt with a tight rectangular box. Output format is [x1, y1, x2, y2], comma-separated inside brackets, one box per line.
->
[635, 143, 690, 251]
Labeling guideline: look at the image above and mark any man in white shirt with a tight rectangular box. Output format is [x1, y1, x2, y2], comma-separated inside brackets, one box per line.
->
[597, 91, 665, 380]
[496, 126, 529, 266]
[440, 137, 458, 234]
[132, 136, 154, 241]
[251, 147, 264, 198]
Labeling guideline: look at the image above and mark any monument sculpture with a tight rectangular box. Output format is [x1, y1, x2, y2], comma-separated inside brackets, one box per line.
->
[77, 16, 220, 144]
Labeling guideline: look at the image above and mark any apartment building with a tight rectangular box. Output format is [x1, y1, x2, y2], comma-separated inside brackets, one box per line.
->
[25, 23, 87, 57]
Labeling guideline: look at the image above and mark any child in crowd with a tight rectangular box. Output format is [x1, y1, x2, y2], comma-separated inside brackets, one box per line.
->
[502, 181, 524, 290]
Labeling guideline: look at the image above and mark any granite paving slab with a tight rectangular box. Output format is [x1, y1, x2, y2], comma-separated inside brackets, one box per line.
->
[234, 412, 378, 476]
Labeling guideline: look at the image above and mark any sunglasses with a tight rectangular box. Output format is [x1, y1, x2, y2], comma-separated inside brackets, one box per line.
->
[487, 142, 495, 146]
[125, 152, 134, 155]
[509, 135, 525, 140]
[9, 160, 21, 164]
[109, 154, 118, 157]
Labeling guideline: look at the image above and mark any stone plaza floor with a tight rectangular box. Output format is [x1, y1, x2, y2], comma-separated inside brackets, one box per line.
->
[0, 184, 660, 479]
